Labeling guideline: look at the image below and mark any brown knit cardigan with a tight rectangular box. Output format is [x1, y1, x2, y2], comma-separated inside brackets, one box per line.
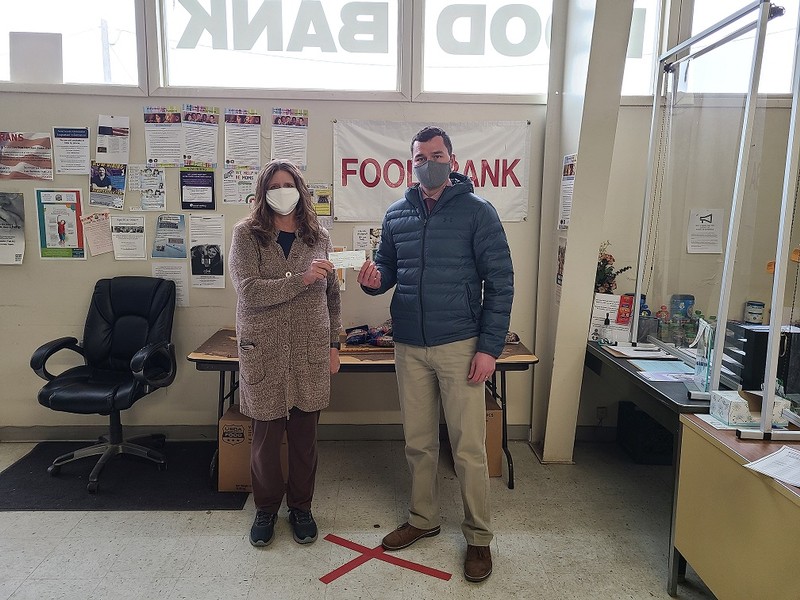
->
[228, 221, 341, 421]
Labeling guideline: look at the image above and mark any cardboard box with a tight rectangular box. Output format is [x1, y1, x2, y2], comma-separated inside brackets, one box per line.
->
[710, 390, 791, 427]
[218, 404, 287, 492]
[485, 393, 502, 477]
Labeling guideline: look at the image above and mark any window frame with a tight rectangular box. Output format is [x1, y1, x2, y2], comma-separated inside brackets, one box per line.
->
[410, 0, 550, 105]
[146, 0, 413, 101]
[0, 0, 149, 97]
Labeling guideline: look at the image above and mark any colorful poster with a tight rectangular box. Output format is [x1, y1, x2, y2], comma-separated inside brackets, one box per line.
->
[0, 192, 25, 264]
[89, 161, 127, 210]
[34, 188, 85, 259]
[308, 183, 332, 217]
[144, 106, 183, 167]
[0, 132, 54, 180]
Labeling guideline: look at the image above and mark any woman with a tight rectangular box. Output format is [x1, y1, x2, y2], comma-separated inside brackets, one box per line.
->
[228, 159, 341, 548]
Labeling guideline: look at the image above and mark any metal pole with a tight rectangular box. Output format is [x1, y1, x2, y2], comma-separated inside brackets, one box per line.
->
[709, 1, 771, 390]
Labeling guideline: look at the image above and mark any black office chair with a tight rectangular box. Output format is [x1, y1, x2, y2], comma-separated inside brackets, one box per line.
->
[30, 276, 177, 493]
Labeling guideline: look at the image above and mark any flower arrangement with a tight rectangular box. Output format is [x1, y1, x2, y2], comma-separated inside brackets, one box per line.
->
[595, 241, 631, 294]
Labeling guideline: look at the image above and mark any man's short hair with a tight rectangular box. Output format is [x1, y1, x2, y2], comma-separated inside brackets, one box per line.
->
[411, 126, 453, 155]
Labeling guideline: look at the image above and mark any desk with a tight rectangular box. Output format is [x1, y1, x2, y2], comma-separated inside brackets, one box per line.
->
[670, 414, 800, 599]
[188, 328, 538, 489]
[584, 341, 711, 593]
[584, 341, 710, 436]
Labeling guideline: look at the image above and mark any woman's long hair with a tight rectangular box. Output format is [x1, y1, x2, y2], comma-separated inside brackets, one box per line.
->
[245, 160, 320, 247]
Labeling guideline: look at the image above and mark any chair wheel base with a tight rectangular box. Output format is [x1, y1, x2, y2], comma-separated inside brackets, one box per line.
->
[87, 481, 99, 493]
[158, 462, 167, 471]
[47, 464, 60, 476]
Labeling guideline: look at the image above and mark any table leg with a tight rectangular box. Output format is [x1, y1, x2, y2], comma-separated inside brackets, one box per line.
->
[667, 423, 686, 595]
[217, 371, 226, 420]
[496, 371, 514, 489]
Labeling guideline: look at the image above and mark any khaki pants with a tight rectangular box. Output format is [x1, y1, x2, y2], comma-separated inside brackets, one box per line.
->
[395, 338, 492, 546]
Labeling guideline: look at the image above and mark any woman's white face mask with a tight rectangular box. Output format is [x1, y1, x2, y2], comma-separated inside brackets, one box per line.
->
[266, 187, 300, 215]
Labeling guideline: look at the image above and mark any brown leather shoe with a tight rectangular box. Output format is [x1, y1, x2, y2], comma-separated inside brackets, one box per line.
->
[381, 522, 441, 551]
[464, 544, 492, 582]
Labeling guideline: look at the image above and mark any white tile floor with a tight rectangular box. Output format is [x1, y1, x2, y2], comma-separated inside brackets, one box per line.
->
[0, 440, 715, 600]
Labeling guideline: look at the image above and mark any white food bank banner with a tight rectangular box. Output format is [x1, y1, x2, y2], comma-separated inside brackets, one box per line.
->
[333, 120, 530, 222]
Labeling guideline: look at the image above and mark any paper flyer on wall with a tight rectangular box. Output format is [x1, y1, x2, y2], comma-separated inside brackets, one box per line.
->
[89, 161, 127, 210]
[152, 213, 187, 259]
[353, 225, 381, 260]
[52, 127, 90, 175]
[180, 168, 215, 210]
[589, 293, 630, 344]
[152, 262, 189, 307]
[224, 109, 261, 168]
[127, 164, 166, 211]
[558, 153, 576, 229]
[189, 213, 225, 288]
[309, 183, 332, 216]
[687, 208, 723, 254]
[271, 107, 309, 170]
[332, 245, 347, 291]
[183, 104, 220, 168]
[555, 236, 566, 305]
[222, 166, 257, 204]
[111, 215, 146, 260]
[0, 192, 25, 264]
[96, 115, 130, 165]
[35, 188, 85, 259]
[0, 132, 54, 180]
[79, 210, 113, 256]
[144, 106, 183, 167]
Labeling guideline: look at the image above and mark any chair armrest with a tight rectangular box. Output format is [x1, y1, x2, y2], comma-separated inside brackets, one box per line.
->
[131, 341, 177, 389]
[30, 337, 84, 381]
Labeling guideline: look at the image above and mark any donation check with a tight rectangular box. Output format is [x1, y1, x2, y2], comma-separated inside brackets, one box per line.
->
[328, 250, 366, 269]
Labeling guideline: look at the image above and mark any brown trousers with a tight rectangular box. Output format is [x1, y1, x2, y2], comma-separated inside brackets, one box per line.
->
[251, 407, 319, 513]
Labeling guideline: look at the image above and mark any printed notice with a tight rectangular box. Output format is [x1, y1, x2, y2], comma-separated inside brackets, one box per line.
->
[0, 192, 25, 264]
[558, 153, 576, 229]
[96, 115, 130, 165]
[53, 127, 90, 175]
[687, 208, 723, 253]
[744, 445, 800, 488]
[0, 132, 54, 180]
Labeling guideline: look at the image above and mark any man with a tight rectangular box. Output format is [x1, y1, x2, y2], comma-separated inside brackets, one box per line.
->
[358, 126, 514, 582]
[91, 166, 113, 190]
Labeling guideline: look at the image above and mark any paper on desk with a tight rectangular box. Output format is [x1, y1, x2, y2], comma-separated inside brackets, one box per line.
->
[328, 250, 366, 269]
[629, 359, 694, 373]
[638, 371, 696, 383]
[603, 345, 674, 359]
[744, 445, 800, 487]
[696, 413, 739, 430]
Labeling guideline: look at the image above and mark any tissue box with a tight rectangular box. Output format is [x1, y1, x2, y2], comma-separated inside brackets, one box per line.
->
[709, 390, 791, 427]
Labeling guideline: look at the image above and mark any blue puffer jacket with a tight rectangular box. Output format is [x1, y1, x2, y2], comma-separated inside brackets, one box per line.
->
[363, 173, 514, 358]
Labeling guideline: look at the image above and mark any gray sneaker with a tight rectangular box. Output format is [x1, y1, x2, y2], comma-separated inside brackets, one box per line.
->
[288, 509, 318, 544]
[250, 510, 277, 547]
